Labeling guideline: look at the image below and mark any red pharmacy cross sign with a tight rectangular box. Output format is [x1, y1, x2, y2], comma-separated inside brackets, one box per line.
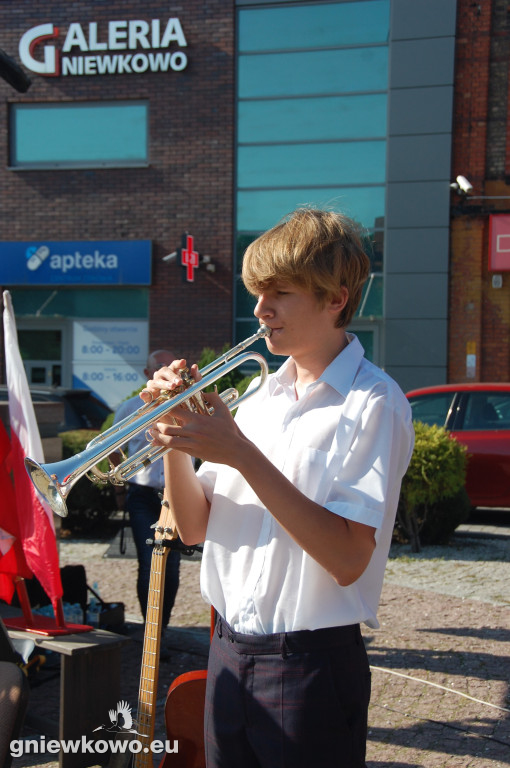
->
[181, 234, 199, 282]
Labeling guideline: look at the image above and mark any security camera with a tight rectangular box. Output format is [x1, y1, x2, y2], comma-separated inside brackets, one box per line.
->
[200, 254, 216, 273]
[453, 175, 473, 195]
[162, 251, 177, 263]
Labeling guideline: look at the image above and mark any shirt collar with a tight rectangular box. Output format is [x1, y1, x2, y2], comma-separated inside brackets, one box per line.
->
[268, 333, 365, 398]
[268, 356, 297, 396]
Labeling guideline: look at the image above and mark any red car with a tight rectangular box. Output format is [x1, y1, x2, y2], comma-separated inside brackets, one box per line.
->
[406, 383, 510, 508]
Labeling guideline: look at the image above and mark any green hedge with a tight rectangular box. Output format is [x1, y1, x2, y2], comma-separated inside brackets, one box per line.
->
[395, 421, 470, 550]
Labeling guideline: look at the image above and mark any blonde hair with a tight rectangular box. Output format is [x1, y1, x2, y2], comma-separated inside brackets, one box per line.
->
[242, 208, 370, 327]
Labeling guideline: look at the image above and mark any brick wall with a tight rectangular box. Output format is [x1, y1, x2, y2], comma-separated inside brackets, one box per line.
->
[0, 1, 235, 365]
[450, 0, 510, 381]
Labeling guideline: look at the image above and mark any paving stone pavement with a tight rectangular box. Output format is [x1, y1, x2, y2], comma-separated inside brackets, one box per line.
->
[8, 516, 510, 768]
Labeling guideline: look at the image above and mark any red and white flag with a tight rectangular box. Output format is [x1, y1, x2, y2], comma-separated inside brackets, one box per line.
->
[2, 290, 62, 602]
[0, 418, 33, 603]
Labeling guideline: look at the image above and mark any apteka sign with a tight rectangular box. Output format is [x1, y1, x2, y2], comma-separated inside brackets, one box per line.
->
[19, 18, 188, 78]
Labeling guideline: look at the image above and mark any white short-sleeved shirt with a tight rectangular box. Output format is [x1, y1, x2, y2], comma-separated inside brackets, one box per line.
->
[197, 334, 414, 634]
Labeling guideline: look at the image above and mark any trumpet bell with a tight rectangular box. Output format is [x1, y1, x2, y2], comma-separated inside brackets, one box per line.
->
[25, 457, 70, 518]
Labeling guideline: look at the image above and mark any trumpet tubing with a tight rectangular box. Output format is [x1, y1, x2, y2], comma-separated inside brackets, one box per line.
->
[25, 325, 272, 517]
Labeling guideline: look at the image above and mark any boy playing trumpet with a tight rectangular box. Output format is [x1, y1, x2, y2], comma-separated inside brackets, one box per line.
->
[144, 208, 414, 768]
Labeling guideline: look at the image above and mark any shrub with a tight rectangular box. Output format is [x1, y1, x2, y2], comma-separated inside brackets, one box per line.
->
[395, 421, 469, 551]
[413, 486, 471, 546]
[60, 429, 99, 460]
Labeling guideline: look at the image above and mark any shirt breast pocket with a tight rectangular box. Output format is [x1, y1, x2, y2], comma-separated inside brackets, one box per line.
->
[290, 446, 333, 505]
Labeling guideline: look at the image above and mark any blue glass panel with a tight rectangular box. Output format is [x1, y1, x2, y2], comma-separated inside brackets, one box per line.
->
[238, 47, 388, 98]
[352, 330, 374, 360]
[12, 102, 147, 166]
[239, 1, 390, 51]
[357, 273, 383, 317]
[236, 281, 258, 317]
[236, 232, 259, 272]
[238, 141, 385, 188]
[238, 94, 387, 143]
[9, 288, 148, 318]
[237, 187, 385, 232]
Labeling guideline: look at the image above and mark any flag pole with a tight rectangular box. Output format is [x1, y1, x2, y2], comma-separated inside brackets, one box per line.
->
[2, 290, 92, 636]
[14, 578, 34, 627]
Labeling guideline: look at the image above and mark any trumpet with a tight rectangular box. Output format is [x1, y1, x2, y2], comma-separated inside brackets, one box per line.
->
[25, 324, 272, 518]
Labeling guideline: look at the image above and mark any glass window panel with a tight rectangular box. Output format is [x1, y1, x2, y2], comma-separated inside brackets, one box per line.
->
[238, 141, 385, 188]
[9, 288, 148, 318]
[352, 330, 374, 362]
[239, 1, 390, 52]
[236, 232, 260, 273]
[237, 187, 385, 233]
[31, 367, 47, 384]
[238, 48, 388, 99]
[238, 94, 387, 143]
[408, 393, 454, 427]
[11, 102, 148, 167]
[367, 229, 384, 272]
[18, 329, 61, 360]
[236, 318, 261, 337]
[236, 282, 257, 317]
[356, 273, 383, 317]
[463, 393, 510, 430]
[486, 394, 510, 426]
[52, 364, 62, 386]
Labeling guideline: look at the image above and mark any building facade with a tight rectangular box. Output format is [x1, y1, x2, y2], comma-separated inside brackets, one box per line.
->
[450, 0, 510, 383]
[1, 0, 493, 411]
[0, 1, 236, 407]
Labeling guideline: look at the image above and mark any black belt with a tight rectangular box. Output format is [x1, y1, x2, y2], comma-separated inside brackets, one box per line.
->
[216, 615, 361, 655]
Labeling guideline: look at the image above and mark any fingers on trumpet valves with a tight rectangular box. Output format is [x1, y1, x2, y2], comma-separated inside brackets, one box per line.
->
[146, 426, 164, 444]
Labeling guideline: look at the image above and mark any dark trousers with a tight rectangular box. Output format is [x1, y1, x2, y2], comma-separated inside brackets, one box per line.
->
[204, 615, 371, 768]
[127, 484, 180, 628]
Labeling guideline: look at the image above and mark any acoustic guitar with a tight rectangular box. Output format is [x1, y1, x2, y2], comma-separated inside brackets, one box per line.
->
[133, 496, 178, 768]
[160, 667, 207, 768]
[133, 497, 207, 768]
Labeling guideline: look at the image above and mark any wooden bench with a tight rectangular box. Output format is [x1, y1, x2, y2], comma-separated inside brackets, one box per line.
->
[8, 627, 130, 768]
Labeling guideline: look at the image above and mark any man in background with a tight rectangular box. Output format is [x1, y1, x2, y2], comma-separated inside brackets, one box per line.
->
[112, 350, 181, 632]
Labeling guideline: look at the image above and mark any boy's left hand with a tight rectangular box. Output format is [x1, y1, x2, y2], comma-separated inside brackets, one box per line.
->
[149, 390, 245, 465]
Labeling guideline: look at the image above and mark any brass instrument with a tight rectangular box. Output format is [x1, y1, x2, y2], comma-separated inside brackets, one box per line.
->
[25, 324, 272, 518]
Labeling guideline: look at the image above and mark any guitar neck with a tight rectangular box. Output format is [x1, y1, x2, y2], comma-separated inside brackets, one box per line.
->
[134, 542, 170, 768]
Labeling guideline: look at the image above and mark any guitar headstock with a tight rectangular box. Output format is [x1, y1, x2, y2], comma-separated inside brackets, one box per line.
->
[150, 494, 178, 548]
